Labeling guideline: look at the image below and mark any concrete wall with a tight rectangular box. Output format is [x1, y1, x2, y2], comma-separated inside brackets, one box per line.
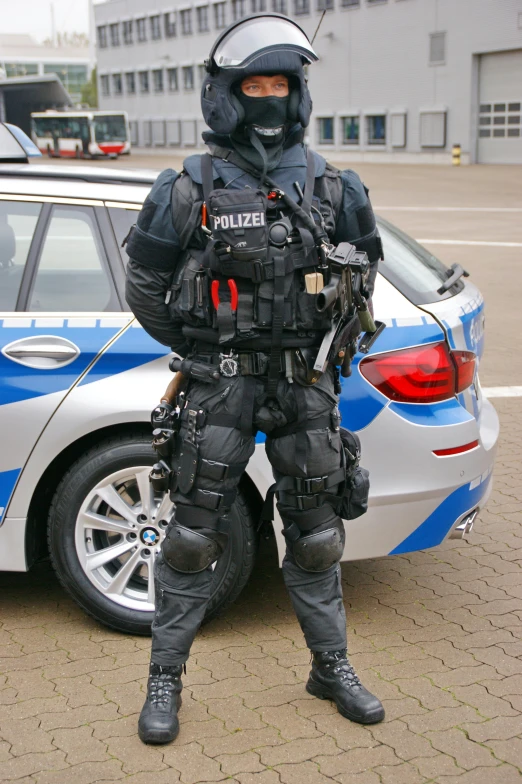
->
[94, 0, 522, 162]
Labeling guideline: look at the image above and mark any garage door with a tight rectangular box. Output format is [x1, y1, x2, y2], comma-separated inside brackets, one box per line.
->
[478, 50, 522, 164]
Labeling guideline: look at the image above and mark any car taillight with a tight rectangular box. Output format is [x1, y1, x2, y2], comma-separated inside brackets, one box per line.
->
[359, 343, 476, 404]
[452, 350, 476, 393]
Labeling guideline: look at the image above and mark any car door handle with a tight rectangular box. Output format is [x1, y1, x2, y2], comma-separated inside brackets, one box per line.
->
[2, 336, 80, 369]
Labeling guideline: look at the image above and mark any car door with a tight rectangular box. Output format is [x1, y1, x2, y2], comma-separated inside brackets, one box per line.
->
[0, 193, 131, 523]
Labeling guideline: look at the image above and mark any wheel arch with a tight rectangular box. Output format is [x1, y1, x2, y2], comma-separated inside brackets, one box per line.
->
[24, 422, 265, 568]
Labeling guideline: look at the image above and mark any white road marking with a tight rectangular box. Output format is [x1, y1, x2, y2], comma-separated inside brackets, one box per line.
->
[482, 386, 522, 398]
[416, 239, 522, 248]
[376, 206, 522, 213]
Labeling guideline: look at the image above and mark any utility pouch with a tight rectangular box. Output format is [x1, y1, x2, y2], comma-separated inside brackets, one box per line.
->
[339, 427, 370, 520]
[208, 189, 269, 262]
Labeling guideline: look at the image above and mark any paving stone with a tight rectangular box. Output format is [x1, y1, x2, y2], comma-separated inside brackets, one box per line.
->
[333, 773, 381, 784]
[449, 683, 518, 718]
[0, 716, 55, 755]
[52, 724, 110, 765]
[311, 713, 375, 751]
[176, 718, 230, 744]
[53, 674, 107, 708]
[201, 727, 285, 757]
[40, 702, 121, 731]
[410, 753, 462, 779]
[259, 736, 341, 766]
[435, 765, 522, 784]
[485, 738, 522, 768]
[402, 705, 484, 733]
[105, 734, 168, 774]
[257, 704, 321, 740]
[235, 771, 281, 784]
[314, 744, 401, 776]
[162, 741, 227, 783]
[91, 713, 139, 739]
[0, 750, 69, 781]
[0, 695, 69, 721]
[275, 760, 336, 784]
[425, 727, 499, 770]
[369, 719, 437, 761]
[463, 716, 522, 742]
[216, 751, 264, 775]
[393, 676, 458, 709]
[243, 656, 300, 687]
[194, 650, 248, 680]
[371, 761, 428, 784]
[429, 664, 503, 688]
[242, 684, 308, 709]
[190, 676, 267, 701]
[36, 759, 125, 784]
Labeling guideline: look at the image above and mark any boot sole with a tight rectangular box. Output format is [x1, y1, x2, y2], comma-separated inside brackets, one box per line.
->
[306, 680, 385, 725]
[138, 694, 182, 744]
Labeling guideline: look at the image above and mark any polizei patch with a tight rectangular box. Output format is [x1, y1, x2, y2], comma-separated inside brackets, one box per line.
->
[212, 212, 265, 230]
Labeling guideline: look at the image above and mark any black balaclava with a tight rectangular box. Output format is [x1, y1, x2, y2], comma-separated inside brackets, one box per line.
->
[230, 81, 291, 178]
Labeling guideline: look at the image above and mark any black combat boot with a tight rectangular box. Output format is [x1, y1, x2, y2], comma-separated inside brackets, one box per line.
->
[138, 662, 183, 744]
[306, 650, 385, 724]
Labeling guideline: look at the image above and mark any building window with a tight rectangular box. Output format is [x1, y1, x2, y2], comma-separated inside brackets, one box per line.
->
[196, 5, 210, 32]
[419, 111, 446, 148]
[150, 15, 162, 40]
[252, 0, 267, 9]
[139, 70, 150, 93]
[152, 69, 164, 93]
[183, 65, 194, 90]
[294, 0, 309, 13]
[112, 73, 123, 95]
[164, 11, 176, 37]
[137, 17, 147, 42]
[367, 0, 386, 4]
[97, 26, 108, 49]
[232, 0, 247, 19]
[180, 9, 193, 34]
[429, 32, 446, 64]
[167, 67, 179, 91]
[214, 2, 227, 28]
[341, 115, 359, 144]
[367, 115, 386, 145]
[123, 20, 133, 44]
[272, 0, 288, 11]
[341, 0, 359, 5]
[198, 64, 207, 85]
[4, 62, 39, 77]
[125, 72, 136, 94]
[317, 0, 333, 9]
[100, 74, 110, 96]
[318, 117, 334, 144]
[109, 23, 120, 46]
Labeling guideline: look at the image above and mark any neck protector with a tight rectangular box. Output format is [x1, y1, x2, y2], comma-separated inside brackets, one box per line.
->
[230, 93, 289, 177]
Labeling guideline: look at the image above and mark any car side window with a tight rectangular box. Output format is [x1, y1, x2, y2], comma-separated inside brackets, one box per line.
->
[0, 199, 42, 311]
[28, 204, 119, 312]
[108, 205, 140, 267]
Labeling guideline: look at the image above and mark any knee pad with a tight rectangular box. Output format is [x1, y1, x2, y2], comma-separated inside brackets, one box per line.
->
[293, 520, 345, 573]
[161, 523, 223, 573]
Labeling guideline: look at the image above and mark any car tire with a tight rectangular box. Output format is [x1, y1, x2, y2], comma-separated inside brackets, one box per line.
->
[48, 433, 257, 635]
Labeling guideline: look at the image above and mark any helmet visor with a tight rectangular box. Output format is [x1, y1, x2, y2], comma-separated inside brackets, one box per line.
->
[212, 15, 318, 69]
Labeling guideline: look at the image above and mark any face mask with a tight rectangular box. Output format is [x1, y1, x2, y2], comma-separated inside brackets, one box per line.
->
[236, 94, 290, 138]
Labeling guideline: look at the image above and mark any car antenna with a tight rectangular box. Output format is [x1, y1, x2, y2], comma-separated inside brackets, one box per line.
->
[311, 10, 326, 45]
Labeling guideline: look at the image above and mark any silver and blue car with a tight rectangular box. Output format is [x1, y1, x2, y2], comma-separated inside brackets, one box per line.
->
[0, 157, 499, 633]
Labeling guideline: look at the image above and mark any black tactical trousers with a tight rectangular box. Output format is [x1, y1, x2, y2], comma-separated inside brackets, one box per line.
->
[151, 368, 348, 666]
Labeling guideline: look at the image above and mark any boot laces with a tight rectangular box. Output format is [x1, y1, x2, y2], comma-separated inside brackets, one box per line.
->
[318, 650, 362, 688]
[148, 665, 181, 707]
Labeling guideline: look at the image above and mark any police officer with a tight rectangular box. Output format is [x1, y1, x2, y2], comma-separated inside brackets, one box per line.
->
[126, 13, 385, 745]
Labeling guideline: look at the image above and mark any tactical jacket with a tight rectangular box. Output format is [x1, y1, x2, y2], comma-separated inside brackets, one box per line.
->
[125, 135, 382, 355]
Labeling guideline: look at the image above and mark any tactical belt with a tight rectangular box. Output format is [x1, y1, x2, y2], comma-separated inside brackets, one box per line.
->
[191, 351, 285, 377]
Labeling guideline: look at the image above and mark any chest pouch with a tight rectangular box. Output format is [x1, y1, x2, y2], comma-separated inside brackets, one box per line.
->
[208, 188, 269, 265]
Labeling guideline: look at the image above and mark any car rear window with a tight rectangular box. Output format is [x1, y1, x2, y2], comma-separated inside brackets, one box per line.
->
[377, 217, 464, 305]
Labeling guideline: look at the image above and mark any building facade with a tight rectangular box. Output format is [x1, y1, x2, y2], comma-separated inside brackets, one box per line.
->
[94, 0, 522, 164]
[0, 34, 93, 105]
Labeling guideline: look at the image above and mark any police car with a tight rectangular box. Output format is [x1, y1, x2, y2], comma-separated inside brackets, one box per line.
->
[0, 124, 499, 633]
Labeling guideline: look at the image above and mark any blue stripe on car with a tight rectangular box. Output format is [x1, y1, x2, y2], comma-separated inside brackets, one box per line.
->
[0, 468, 21, 523]
[0, 320, 124, 406]
[388, 472, 491, 554]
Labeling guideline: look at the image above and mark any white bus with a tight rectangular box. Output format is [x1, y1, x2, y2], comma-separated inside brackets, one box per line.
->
[31, 110, 131, 159]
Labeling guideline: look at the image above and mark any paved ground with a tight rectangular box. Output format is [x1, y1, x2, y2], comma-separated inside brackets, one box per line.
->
[3, 157, 521, 783]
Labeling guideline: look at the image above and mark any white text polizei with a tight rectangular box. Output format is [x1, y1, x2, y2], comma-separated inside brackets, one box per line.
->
[212, 212, 266, 230]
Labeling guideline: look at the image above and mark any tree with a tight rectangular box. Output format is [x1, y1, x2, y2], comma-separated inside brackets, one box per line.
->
[81, 67, 98, 108]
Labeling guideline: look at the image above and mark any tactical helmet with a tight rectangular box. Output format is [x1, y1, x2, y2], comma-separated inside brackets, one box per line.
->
[201, 14, 318, 136]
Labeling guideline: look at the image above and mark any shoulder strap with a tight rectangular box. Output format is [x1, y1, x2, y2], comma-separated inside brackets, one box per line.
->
[300, 146, 316, 218]
[201, 152, 215, 206]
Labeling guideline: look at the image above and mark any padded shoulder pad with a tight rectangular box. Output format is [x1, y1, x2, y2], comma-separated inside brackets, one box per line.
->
[125, 168, 182, 271]
[310, 150, 327, 178]
[333, 169, 382, 267]
[183, 154, 211, 185]
[340, 169, 370, 209]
